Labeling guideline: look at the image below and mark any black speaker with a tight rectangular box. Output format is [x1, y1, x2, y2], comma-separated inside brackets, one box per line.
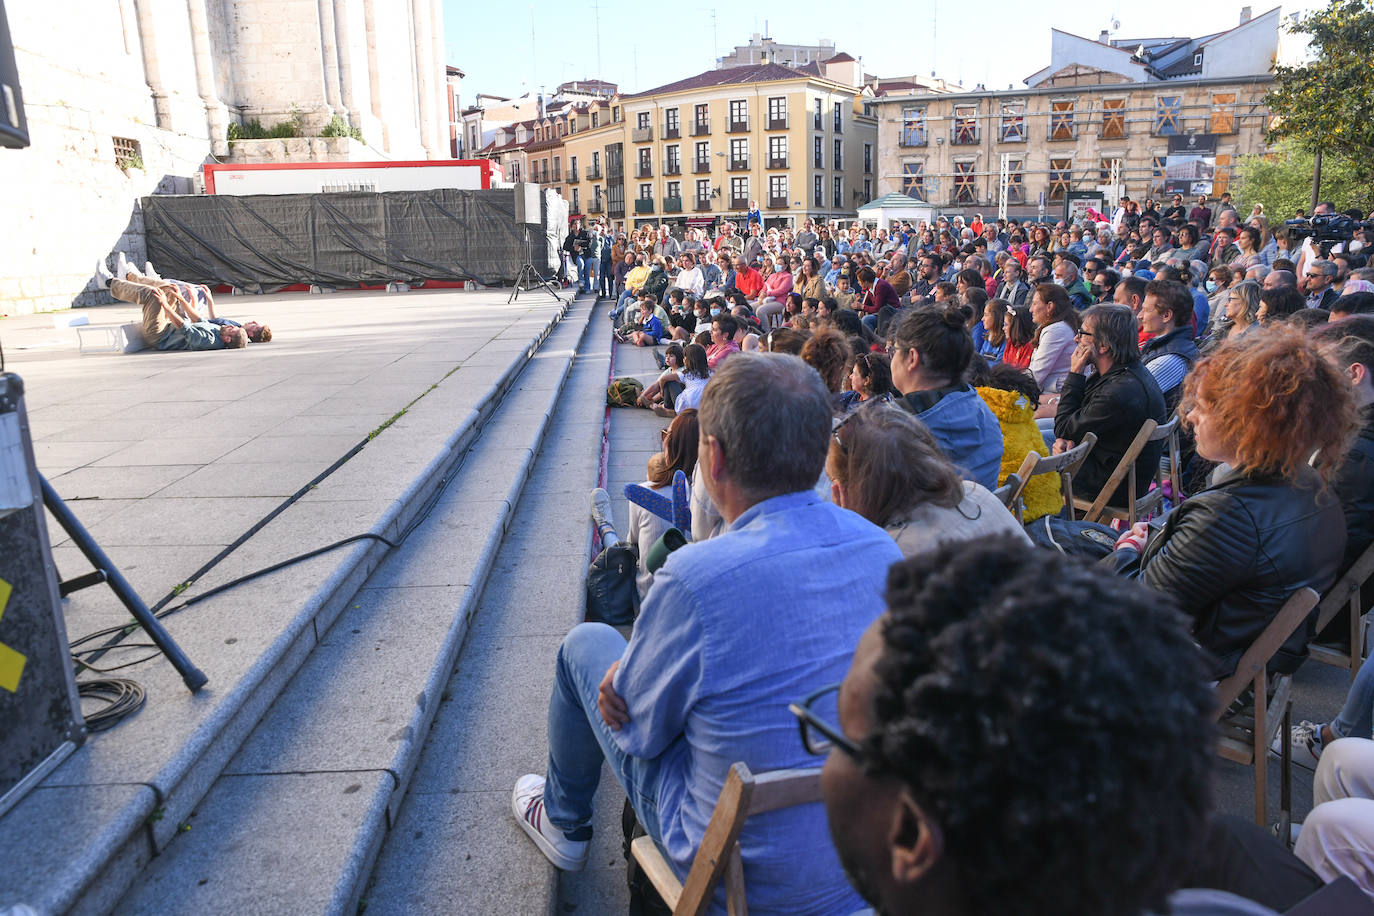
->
[0, 0, 28, 149]
[512, 182, 541, 227]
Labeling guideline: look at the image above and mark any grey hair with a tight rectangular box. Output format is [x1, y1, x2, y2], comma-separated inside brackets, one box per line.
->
[1246, 264, 1270, 281]
[1059, 261, 1079, 282]
[1084, 305, 1140, 366]
[697, 353, 832, 500]
[1312, 259, 1339, 279]
[1232, 280, 1262, 324]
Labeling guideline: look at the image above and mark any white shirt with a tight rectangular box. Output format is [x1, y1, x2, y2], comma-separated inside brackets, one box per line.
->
[675, 266, 704, 296]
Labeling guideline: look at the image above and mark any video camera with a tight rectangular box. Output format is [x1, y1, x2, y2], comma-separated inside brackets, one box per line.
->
[1283, 214, 1374, 244]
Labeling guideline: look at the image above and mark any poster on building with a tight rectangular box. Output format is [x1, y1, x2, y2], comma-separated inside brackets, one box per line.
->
[1064, 191, 1106, 225]
[1165, 134, 1218, 196]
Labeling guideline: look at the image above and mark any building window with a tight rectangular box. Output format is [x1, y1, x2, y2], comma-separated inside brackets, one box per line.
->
[953, 105, 979, 144]
[592, 111, 599, 128]
[863, 142, 872, 173]
[591, 150, 600, 175]
[666, 144, 680, 173]
[814, 98, 822, 129]
[694, 103, 708, 130]
[1213, 153, 1232, 195]
[999, 101, 1025, 142]
[1211, 93, 1237, 134]
[769, 174, 788, 205]
[833, 138, 843, 170]
[814, 174, 823, 206]
[900, 108, 927, 147]
[862, 178, 872, 202]
[667, 180, 681, 199]
[814, 136, 823, 168]
[953, 160, 976, 204]
[1154, 97, 1181, 136]
[637, 148, 651, 177]
[572, 188, 579, 211]
[612, 106, 621, 122]
[833, 176, 843, 208]
[1099, 156, 1122, 183]
[1193, 51, 1203, 67]
[1049, 158, 1072, 201]
[730, 137, 748, 167]
[769, 135, 788, 168]
[113, 136, 142, 169]
[696, 178, 710, 202]
[665, 107, 679, 134]
[1049, 100, 1076, 140]
[694, 140, 709, 170]
[767, 96, 787, 127]
[901, 160, 924, 201]
[729, 99, 748, 129]
[730, 176, 748, 205]
[1005, 158, 1024, 204]
[511, 161, 520, 182]
[1151, 155, 1167, 193]
[833, 101, 843, 132]
[639, 183, 651, 201]
[1101, 98, 1126, 140]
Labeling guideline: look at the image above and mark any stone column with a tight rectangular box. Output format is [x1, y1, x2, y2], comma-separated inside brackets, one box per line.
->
[362, 0, 389, 151]
[316, 0, 344, 127]
[185, 0, 230, 156]
[132, 0, 172, 129]
[333, 0, 359, 129]
[429, 0, 448, 158]
[411, 0, 437, 158]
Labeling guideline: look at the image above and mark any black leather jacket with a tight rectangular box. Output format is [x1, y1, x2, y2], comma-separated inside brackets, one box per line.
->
[1335, 410, 1374, 573]
[1125, 467, 1345, 679]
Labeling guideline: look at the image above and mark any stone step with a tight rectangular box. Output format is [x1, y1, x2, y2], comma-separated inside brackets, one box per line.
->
[110, 294, 603, 915]
[0, 292, 579, 916]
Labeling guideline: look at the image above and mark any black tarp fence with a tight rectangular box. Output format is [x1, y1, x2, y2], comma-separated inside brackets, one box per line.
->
[143, 188, 546, 291]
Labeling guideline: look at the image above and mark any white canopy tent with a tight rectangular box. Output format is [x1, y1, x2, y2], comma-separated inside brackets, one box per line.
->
[856, 193, 934, 229]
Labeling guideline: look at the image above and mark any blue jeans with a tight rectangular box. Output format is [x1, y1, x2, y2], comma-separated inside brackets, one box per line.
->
[542, 623, 665, 842]
[1332, 655, 1374, 740]
[612, 290, 637, 322]
[577, 255, 595, 292]
[600, 260, 614, 297]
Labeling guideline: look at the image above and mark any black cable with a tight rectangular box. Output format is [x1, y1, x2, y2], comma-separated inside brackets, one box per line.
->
[78, 678, 147, 732]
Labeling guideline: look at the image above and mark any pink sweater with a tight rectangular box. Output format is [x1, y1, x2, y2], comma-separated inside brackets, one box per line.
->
[761, 270, 793, 302]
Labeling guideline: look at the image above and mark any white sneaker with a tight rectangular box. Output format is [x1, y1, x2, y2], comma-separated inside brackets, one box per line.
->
[94, 258, 114, 288]
[511, 774, 588, 871]
[114, 251, 134, 281]
[144, 261, 162, 280]
[1270, 720, 1327, 770]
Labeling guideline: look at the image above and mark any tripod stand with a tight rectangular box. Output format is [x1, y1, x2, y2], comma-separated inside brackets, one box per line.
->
[508, 224, 562, 304]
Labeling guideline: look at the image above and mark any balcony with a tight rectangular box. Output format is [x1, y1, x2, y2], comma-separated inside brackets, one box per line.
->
[691, 120, 711, 136]
[565, 168, 578, 183]
[694, 197, 712, 212]
[608, 204, 624, 219]
[663, 196, 683, 213]
[729, 196, 748, 210]
[588, 199, 604, 213]
[664, 161, 682, 175]
[551, 169, 561, 182]
[727, 118, 749, 133]
[607, 164, 623, 180]
[663, 123, 680, 140]
[766, 115, 788, 130]
[634, 198, 655, 214]
[767, 196, 788, 209]
[898, 131, 928, 148]
[768, 156, 788, 169]
[635, 163, 653, 178]
[632, 126, 653, 142]
[951, 128, 980, 145]
[728, 157, 749, 171]
[587, 165, 602, 180]
[692, 158, 710, 174]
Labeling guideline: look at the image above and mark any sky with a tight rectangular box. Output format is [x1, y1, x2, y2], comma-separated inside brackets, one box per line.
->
[445, 1, 1325, 104]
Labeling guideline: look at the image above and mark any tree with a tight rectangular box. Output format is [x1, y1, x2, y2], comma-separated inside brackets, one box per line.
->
[1265, 0, 1374, 187]
[1234, 140, 1374, 219]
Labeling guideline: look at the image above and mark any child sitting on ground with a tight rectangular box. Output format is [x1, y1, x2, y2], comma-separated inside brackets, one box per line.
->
[625, 296, 665, 347]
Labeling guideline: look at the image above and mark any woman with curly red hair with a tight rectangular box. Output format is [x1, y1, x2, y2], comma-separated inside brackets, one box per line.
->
[1111, 326, 1358, 681]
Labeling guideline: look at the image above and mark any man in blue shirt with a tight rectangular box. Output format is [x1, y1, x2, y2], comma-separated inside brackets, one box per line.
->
[514, 353, 902, 915]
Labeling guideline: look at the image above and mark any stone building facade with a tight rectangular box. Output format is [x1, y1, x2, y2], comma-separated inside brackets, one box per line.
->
[1, 0, 451, 316]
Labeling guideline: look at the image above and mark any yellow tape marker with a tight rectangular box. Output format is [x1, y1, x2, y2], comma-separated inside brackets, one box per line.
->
[0, 577, 28, 692]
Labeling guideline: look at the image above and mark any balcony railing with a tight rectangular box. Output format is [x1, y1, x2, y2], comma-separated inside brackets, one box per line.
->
[663, 196, 683, 213]
[663, 123, 680, 139]
[727, 118, 749, 133]
[635, 163, 653, 178]
[767, 196, 788, 209]
[631, 126, 653, 142]
[691, 120, 710, 136]
[768, 156, 788, 169]
[607, 164, 623, 180]
[692, 158, 710, 174]
[694, 197, 712, 212]
[728, 157, 749, 171]
[587, 165, 602, 180]
[634, 198, 655, 214]
[588, 199, 604, 213]
[766, 115, 788, 130]
[664, 161, 681, 175]
[565, 169, 577, 183]
[608, 203, 624, 219]
[729, 197, 748, 210]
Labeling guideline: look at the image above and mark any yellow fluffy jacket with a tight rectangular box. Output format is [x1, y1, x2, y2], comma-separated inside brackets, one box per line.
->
[975, 386, 1064, 523]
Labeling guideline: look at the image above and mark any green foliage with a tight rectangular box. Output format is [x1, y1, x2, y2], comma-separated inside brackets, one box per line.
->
[226, 106, 305, 142]
[1234, 140, 1374, 219]
[320, 114, 364, 143]
[1266, 0, 1374, 183]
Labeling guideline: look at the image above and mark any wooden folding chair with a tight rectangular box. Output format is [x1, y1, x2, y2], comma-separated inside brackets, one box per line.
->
[1006, 432, 1097, 523]
[1213, 587, 1320, 834]
[992, 473, 1022, 518]
[1077, 415, 1180, 525]
[1308, 540, 1374, 681]
[630, 763, 820, 916]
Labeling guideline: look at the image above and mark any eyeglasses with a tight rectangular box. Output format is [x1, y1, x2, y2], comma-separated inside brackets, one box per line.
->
[1074, 328, 1093, 338]
[789, 683, 864, 759]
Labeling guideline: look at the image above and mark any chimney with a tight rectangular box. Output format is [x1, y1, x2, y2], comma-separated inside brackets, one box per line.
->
[1098, 29, 1110, 43]
[1240, 5, 1252, 24]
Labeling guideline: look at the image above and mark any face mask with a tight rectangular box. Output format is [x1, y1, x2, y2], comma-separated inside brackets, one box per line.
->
[1353, 241, 1367, 254]
[1052, 277, 1066, 287]
[1205, 281, 1218, 293]
[710, 308, 721, 317]
[1120, 269, 1133, 278]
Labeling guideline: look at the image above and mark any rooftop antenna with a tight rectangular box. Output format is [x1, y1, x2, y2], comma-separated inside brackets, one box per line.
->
[931, 0, 938, 78]
[529, 7, 537, 87]
[592, 0, 603, 85]
[711, 9, 718, 67]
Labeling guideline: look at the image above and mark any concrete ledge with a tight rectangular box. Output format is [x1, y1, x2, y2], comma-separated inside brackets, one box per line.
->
[0, 294, 579, 915]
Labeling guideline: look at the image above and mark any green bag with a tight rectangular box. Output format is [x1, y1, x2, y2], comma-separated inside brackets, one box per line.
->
[607, 377, 644, 407]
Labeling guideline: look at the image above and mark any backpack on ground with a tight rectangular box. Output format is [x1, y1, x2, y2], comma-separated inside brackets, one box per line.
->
[607, 377, 645, 407]
[586, 541, 639, 626]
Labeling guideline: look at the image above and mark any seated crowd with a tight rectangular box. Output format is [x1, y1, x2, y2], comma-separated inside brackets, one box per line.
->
[514, 204, 1374, 915]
